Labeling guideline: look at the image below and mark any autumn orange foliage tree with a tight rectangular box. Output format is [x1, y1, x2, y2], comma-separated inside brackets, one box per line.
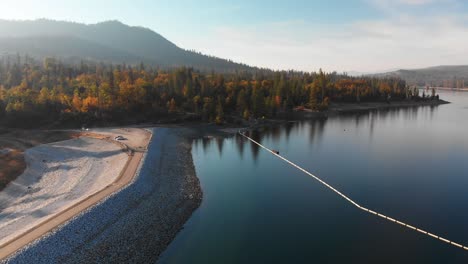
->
[0, 55, 413, 127]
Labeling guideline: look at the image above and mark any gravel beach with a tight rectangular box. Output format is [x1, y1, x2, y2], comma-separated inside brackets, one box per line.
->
[2, 127, 202, 263]
[0, 137, 127, 246]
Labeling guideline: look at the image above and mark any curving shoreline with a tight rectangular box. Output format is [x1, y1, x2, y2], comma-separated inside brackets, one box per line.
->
[3, 127, 202, 263]
[2, 99, 448, 263]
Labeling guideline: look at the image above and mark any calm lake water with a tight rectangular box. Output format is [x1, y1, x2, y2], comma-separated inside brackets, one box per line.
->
[159, 91, 468, 264]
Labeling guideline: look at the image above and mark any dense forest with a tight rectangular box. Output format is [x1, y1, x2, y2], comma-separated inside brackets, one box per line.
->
[0, 55, 422, 127]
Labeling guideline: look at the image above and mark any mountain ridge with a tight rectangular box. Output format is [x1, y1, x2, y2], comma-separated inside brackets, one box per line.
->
[0, 19, 253, 72]
[373, 65, 468, 87]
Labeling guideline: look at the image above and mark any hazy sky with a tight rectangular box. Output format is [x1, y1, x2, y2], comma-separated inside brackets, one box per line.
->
[0, 0, 467, 72]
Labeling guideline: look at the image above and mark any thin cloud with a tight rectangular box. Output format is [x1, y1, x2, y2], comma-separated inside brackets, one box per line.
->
[392, 0, 434, 5]
[367, 0, 460, 16]
[173, 0, 468, 72]
[187, 10, 468, 72]
[401, 0, 433, 4]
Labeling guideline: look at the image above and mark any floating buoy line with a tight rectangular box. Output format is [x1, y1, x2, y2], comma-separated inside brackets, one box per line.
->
[239, 132, 468, 251]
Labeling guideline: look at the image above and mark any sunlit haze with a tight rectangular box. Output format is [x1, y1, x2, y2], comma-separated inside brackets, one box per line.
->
[1, 0, 467, 72]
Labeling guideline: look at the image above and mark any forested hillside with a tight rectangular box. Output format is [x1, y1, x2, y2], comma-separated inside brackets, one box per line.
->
[0, 19, 252, 72]
[0, 56, 415, 127]
[377, 65, 468, 88]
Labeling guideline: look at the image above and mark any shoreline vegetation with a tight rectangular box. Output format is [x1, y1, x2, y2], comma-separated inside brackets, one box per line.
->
[0, 57, 440, 129]
[328, 99, 449, 114]
[232, 99, 449, 130]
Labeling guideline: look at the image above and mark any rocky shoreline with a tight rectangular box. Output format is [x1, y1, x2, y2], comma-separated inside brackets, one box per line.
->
[3, 127, 202, 263]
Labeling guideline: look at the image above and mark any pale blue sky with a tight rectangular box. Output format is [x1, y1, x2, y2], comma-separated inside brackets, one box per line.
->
[0, 0, 467, 72]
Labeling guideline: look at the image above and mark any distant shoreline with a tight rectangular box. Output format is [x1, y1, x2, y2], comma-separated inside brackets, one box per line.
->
[328, 99, 450, 114]
[235, 99, 450, 130]
[431, 87, 468, 91]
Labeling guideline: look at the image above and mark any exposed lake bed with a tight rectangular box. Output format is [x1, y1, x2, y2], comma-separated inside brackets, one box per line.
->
[2, 128, 202, 263]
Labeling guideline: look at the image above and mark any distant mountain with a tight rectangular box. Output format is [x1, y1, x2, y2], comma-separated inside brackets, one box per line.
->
[0, 19, 252, 72]
[375, 65, 468, 87]
[347, 68, 399, 77]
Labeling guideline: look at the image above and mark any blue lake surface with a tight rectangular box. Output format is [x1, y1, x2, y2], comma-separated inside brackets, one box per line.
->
[159, 91, 468, 263]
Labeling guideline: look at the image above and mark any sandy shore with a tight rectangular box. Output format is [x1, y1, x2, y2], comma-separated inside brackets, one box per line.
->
[0, 130, 78, 191]
[0, 137, 127, 245]
[4, 127, 202, 263]
[0, 128, 151, 260]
